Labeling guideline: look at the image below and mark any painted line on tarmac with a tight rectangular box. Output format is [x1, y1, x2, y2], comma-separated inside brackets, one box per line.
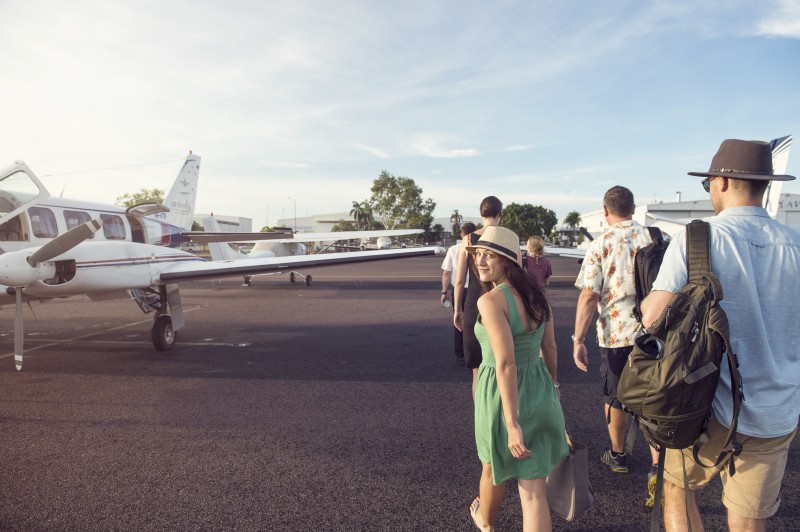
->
[0, 305, 203, 359]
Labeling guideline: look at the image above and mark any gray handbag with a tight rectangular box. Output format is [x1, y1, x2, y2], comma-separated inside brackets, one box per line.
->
[546, 434, 594, 521]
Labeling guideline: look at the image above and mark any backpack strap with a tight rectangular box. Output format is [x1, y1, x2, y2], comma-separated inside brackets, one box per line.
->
[647, 226, 663, 245]
[686, 220, 711, 282]
[685, 219, 745, 474]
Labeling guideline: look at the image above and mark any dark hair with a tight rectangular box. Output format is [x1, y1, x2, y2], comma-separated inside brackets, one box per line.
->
[461, 222, 477, 235]
[730, 177, 770, 198]
[603, 186, 635, 217]
[479, 196, 503, 218]
[479, 256, 550, 325]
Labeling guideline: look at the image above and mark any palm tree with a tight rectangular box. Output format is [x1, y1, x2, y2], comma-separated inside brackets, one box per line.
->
[564, 211, 582, 244]
[350, 201, 362, 229]
[359, 201, 374, 230]
[450, 209, 463, 236]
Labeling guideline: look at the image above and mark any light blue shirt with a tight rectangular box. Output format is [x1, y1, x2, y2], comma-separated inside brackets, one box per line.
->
[652, 206, 800, 438]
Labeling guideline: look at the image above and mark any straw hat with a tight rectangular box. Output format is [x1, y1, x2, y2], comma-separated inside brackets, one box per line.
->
[466, 226, 521, 267]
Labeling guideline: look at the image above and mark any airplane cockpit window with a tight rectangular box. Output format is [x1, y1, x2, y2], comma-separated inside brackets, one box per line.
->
[29, 207, 58, 238]
[100, 213, 126, 240]
[0, 171, 41, 214]
[0, 215, 25, 241]
[64, 210, 95, 239]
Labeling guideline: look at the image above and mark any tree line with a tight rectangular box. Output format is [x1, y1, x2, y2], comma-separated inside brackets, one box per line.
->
[116, 173, 583, 243]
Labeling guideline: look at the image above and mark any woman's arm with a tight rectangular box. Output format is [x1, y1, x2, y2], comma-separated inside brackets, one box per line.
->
[478, 291, 531, 460]
[453, 240, 469, 331]
[540, 309, 557, 383]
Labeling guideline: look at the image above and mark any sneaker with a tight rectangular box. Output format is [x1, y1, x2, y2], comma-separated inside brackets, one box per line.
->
[600, 449, 629, 474]
[645, 464, 658, 508]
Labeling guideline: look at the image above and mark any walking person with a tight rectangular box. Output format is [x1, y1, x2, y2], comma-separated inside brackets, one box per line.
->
[441, 222, 476, 366]
[642, 139, 800, 531]
[572, 185, 660, 506]
[525, 236, 552, 292]
[454, 196, 508, 396]
[466, 226, 567, 532]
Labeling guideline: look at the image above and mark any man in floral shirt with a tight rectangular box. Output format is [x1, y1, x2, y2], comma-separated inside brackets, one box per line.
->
[572, 186, 659, 504]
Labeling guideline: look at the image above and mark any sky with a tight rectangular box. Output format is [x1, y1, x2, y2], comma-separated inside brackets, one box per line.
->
[1, 0, 799, 229]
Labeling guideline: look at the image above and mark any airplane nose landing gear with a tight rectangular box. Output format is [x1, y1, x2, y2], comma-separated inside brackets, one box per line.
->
[152, 314, 176, 351]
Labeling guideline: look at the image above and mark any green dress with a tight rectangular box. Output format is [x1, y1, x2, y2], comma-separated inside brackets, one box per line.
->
[474, 284, 568, 485]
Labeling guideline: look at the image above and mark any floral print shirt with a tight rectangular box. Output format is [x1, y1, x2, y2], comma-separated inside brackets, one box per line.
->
[574, 220, 653, 348]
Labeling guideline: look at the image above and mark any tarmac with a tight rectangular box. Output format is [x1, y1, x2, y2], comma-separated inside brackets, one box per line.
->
[0, 254, 798, 531]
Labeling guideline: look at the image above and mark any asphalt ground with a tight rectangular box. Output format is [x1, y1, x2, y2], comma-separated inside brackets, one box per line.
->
[0, 254, 797, 531]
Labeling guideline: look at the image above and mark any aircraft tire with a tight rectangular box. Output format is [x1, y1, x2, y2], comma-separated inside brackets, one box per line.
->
[305, 275, 312, 286]
[290, 272, 296, 283]
[152, 315, 176, 352]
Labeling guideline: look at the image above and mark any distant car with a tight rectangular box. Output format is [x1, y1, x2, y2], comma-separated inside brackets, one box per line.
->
[181, 242, 200, 252]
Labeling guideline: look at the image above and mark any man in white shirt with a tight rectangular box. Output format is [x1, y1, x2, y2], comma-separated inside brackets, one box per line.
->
[441, 222, 476, 366]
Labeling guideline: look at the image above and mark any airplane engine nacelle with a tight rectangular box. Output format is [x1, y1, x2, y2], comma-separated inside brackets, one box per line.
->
[0, 251, 56, 287]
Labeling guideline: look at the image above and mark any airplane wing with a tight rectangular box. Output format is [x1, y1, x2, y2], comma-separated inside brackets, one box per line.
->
[543, 246, 587, 259]
[157, 245, 442, 283]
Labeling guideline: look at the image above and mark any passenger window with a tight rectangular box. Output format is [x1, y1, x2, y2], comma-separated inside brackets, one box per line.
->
[0, 214, 25, 241]
[100, 214, 126, 240]
[29, 207, 58, 238]
[63, 210, 94, 238]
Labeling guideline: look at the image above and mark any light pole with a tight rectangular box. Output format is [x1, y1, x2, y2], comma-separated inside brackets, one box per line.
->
[287, 197, 296, 233]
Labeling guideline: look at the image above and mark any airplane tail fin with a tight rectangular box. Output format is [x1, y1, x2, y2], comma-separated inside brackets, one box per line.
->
[163, 152, 201, 230]
[764, 135, 792, 218]
[202, 216, 248, 261]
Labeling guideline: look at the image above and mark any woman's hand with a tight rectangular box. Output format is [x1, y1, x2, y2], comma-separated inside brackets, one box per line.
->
[507, 423, 531, 460]
[453, 310, 464, 332]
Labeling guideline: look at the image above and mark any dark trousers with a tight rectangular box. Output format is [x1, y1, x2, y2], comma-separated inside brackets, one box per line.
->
[451, 289, 466, 362]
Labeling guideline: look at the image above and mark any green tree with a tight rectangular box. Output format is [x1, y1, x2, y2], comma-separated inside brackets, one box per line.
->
[564, 211, 581, 231]
[425, 223, 444, 243]
[330, 219, 357, 232]
[563, 211, 582, 244]
[192, 221, 204, 231]
[449, 209, 463, 235]
[501, 203, 558, 240]
[115, 187, 165, 207]
[368, 171, 436, 231]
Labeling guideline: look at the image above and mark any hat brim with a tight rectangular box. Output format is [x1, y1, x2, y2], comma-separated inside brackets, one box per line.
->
[465, 242, 521, 267]
[688, 171, 796, 181]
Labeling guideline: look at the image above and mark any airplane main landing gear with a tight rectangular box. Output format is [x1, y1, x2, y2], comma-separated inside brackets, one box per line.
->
[152, 314, 176, 351]
[289, 272, 312, 286]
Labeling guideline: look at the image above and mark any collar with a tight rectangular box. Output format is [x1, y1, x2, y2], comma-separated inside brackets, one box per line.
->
[611, 219, 639, 229]
[715, 206, 770, 219]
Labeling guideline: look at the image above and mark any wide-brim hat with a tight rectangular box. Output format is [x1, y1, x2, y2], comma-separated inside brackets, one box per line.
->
[466, 226, 521, 267]
[688, 139, 795, 181]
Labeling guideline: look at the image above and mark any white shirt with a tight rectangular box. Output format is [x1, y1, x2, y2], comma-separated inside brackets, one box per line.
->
[441, 243, 468, 288]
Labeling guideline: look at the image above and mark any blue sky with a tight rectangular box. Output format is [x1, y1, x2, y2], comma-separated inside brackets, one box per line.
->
[1, 0, 799, 228]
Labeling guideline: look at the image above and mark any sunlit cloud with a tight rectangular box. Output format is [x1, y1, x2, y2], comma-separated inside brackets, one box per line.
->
[756, 0, 800, 37]
[352, 144, 390, 159]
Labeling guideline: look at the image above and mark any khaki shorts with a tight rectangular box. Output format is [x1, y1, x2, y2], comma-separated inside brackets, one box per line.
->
[664, 417, 796, 519]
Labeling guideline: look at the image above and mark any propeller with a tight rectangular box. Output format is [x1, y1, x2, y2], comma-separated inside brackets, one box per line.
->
[7, 219, 102, 370]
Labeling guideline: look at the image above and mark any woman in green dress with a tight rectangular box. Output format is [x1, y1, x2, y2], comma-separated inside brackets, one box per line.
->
[466, 226, 568, 532]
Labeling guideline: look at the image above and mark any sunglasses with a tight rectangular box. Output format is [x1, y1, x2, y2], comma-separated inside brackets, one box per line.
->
[701, 176, 718, 193]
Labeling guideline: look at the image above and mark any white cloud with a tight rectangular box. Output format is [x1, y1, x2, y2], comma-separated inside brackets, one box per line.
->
[352, 144, 390, 159]
[756, 0, 800, 37]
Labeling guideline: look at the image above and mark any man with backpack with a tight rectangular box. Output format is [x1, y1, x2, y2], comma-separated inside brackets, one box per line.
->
[641, 139, 800, 531]
[572, 185, 660, 503]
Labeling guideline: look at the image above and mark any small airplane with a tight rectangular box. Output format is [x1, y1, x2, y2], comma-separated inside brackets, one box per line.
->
[0, 152, 202, 255]
[0, 160, 443, 371]
[200, 216, 425, 286]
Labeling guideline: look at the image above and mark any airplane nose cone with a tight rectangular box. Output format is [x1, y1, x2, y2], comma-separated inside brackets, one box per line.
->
[0, 250, 55, 286]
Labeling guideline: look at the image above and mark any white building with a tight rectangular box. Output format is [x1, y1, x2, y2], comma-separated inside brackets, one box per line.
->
[194, 213, 252, 232]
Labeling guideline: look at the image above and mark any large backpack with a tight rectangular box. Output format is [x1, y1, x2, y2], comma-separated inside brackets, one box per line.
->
[617, 220, 744, 532]
[632, 226, 669, 322]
